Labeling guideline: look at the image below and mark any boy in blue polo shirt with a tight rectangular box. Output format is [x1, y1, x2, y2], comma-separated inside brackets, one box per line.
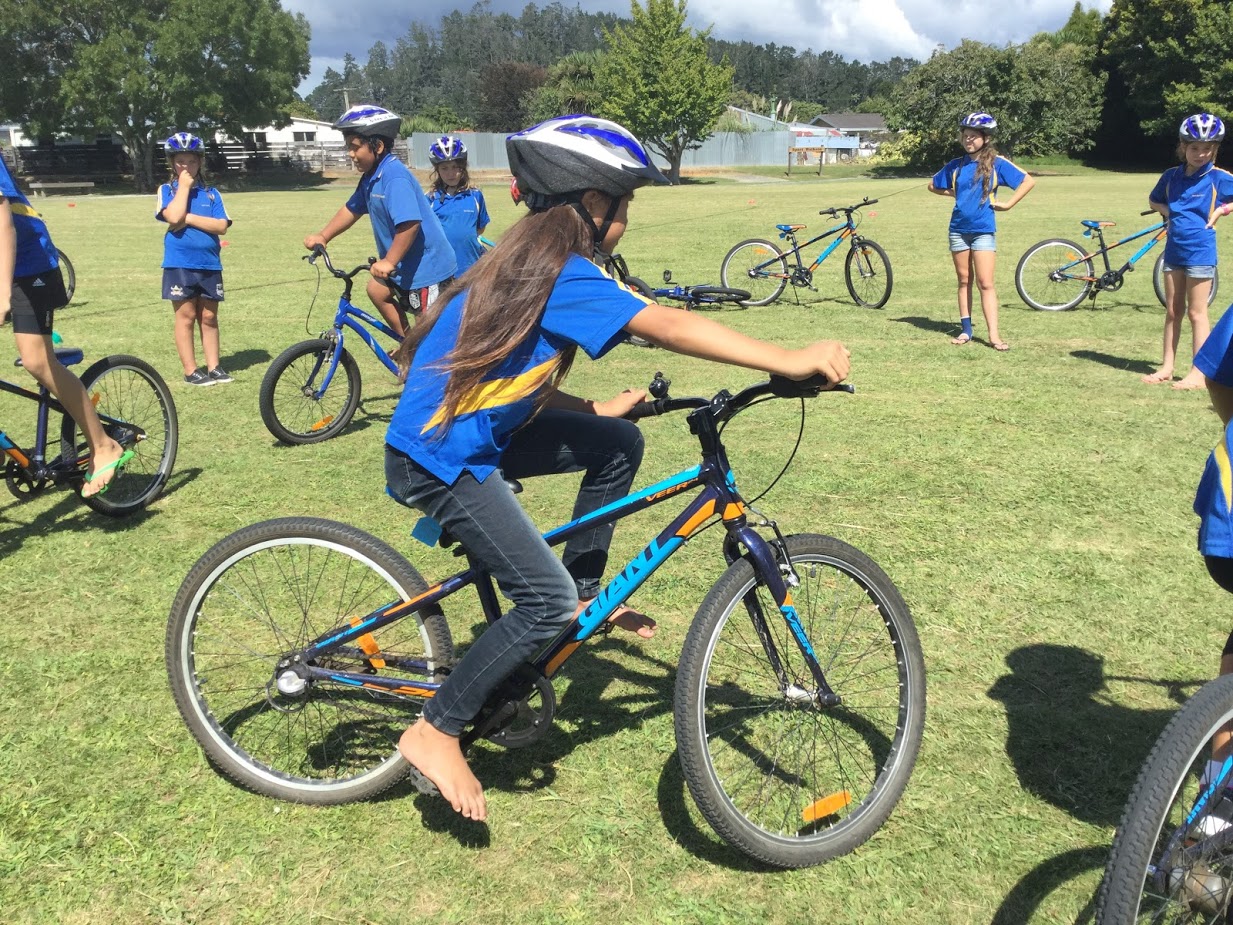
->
[929, 112, 1035, 352]
[304, 106, 455, 337]
[1, 156, 129, 496]
[1144, 114, 1233, 389]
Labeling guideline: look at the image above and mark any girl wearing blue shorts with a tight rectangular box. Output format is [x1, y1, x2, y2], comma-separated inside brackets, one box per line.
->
[427, 136, 490, 277]
[1144, 114, 1233, 389]
[929, 112, 1035, 352]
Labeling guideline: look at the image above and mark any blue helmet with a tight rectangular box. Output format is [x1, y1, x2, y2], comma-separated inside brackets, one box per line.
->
[1180, 113, 1226, 143]
[429, 136, 467, 164]
[959, 112, 997, 134]
[333, 105, 402, 139]
[165, 132, 203, 153]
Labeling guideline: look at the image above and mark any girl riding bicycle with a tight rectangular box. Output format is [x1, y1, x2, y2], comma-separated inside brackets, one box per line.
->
[385, 115, 851, 821]
[427, 136, 490, 277]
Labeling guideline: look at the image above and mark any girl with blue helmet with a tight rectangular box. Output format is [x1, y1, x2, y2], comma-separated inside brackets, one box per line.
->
[426, 135, 490, 276]
[928, 112, 1035, 351]
[156, 131, 234, 385]
[385, 115, 851, 821]
[1143, 113, 1233, 389]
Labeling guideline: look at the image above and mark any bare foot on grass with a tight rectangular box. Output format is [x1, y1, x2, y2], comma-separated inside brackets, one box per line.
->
[1142, 369, 1173, 384]
[398, 718, 486, 821]
[1173, 372, 1207, 390]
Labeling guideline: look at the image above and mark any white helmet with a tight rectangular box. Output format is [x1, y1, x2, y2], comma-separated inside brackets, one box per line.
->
[333, 105, 402, 139]
[506, 115, 668, 204]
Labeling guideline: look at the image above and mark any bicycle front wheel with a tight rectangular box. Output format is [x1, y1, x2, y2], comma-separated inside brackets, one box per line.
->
[1016, 239, 1095, 311]
[675, 533, 925, 868]
[62, 354, 179, 517]
[259, 339, 362, 445]
[721, 239, 789, 306]
[166, 517, 454, 805]
[844, 238, 893, 308]
[56, 249, 75, 303]
[1155, 255, 1220, 308]
[1097, 673, 1233, 923]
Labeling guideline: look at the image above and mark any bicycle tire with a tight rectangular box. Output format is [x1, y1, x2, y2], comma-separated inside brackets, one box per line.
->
[623, 276, 655, 348]
[674, 533, 925, 868]
[259, 339, 362, 445]
[1015, 238, 1095, 311]
[1096, 673, 1233, 923]
[166, 517, 454, 805]
[721, 239, 789, 306]
[844, 238, 893, 309]
[56, 249, 75, 303]
[61, 354, 178, 517]
[1154, 255, 1220, 308]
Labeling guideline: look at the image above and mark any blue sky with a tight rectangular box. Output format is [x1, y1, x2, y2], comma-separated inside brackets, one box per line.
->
[282, 0, 1115, 93]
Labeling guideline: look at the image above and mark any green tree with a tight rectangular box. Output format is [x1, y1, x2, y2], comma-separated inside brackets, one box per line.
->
[0, 0, 309, 190]
[524, 50, 605, 123]
[595, 0, 732, 183]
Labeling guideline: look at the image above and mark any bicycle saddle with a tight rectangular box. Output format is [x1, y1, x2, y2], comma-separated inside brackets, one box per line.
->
[14, 346, 83, 368]
[1080, 220, 1116, 229]
[775, 224, 807, 233]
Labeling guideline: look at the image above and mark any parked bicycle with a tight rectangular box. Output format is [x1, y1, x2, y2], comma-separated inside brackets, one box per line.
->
[1097, 672, 1233, 922]
[56, 249, 75, 303]
[616, 267, 749, 348]
[259, 246, 411, 445]
[167, 371, 925, 869]
[720, 198, 893, 309]
[1015, 211, 1218, 311]
[1, 343, 178, 516]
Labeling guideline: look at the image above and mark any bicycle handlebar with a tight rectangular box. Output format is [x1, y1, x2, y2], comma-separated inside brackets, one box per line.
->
[304, 245, 375, 280]
[819, 197, 878, 217]
[625, 374, 853, 422]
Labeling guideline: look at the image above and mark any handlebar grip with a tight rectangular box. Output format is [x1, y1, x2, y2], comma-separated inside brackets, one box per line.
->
[625, 400, 668, 421]
[863, 198, 879, 206]
[1140, 209, 1155, 216]
[768, 374, 855, 397]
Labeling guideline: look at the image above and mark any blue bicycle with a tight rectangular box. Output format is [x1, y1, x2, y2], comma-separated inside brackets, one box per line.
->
[259, 247, 407, 444]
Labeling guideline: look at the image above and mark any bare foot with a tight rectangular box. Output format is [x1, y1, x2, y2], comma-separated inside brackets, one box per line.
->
[82, 439, 128, 498]
[991, 341, 1010, 352]
[398, 718, 486, 820]
[576, 600, 657, 638]
[951, 333, 973, 346]
[1142, 370, 1173, 384]
[1173, 372, 1207, 391]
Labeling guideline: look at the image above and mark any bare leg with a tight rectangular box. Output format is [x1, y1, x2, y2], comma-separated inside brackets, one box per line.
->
[1174, 276, 1213, 390]
[198, 299, 221, 372]
[971, 249, 1006, 350]
[14, 331, 124, 497]
[1144, 269, 1186, 383]
[950, 249, 973, 344]
[367, 277, 408, 338]
[398, 718, 486, 820]
[172, 298, 201, 376]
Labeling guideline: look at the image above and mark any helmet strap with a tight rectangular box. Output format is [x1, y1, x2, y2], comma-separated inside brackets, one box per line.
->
[570, 193, 622, 250]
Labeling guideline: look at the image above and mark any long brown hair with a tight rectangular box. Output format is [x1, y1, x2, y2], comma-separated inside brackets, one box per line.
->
[973, 135, 998, 203]
[394, 203, 593, 431]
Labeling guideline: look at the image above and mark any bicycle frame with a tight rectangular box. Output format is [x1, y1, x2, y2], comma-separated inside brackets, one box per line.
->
[778, 218, 857, 274]
[1058, 221, 1167, 281]
[0, 374, 86, 482]
[305, 292, 401, 401]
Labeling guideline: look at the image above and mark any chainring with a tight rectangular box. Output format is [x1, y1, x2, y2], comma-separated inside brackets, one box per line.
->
[5, 458, 49, 501]
[484, 668, 558, 749]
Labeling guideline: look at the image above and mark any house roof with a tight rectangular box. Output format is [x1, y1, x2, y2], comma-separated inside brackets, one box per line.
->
[809, 113, 887, 132]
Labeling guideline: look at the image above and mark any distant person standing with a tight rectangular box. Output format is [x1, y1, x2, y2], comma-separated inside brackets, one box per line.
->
[928, 112, 1035, 352]
[156, 132, 233, 386]
[1143, 114, 1233, 389]
[304, 106, 456, 335]
[427, 136, 490, 277]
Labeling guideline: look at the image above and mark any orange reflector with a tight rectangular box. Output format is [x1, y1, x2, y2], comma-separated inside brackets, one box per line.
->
[349, 616, 385, 669]
[802, 791, 852, 824]
[90, 393, 101, 408]
[310, 416, 335, 432]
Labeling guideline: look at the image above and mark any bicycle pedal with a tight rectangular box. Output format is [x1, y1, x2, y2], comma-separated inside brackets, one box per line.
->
[404, 763, 441, 797]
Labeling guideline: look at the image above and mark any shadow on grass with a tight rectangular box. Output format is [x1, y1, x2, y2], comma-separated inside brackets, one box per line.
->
[655, 749, 767, 872]
[989, 844, 1104, 925]
[893, 315, 958, 335]
[988, 643, 1204, 827]
[1070, 350, 1157, 376]
[219, 348, 272, 375]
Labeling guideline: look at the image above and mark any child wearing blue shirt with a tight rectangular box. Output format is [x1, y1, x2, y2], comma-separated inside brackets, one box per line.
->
[304, 106, 456, 338]
[1144, 114, 1233, 389]
[929, 112, 1034, 352]
[156, 132, 233, 386]
[427, 136, 490, 277]
[386, 116, 851, 822]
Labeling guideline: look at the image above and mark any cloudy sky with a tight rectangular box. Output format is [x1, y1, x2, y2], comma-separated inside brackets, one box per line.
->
[283, 0, 1115, 92]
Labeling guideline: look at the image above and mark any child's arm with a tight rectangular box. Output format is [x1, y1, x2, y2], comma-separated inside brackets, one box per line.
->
[1148, 199, 1170, 218]
[371, 220, 419, 281]
[625, 304, 849, 383]
[991, 172, 1036, 212]
[927, 181, 954, 198]
[161, 171, 195, 228]
[544, 388, 646, 417]
[304, 204, 362, 251]
[0, 197, 14, 327]
[182, 214, 230, 235]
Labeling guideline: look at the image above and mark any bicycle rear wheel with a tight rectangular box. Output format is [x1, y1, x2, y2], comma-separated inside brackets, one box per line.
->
[259, 339, 362, 445]
[62, 354, 178, 517]
[674, 533, 925, 868]
[166, 517, 454, 805]
[1155, 255, 1220, 308]
[844, 238, 892, 308]
[1097, 673, 1233, 923]
[1015, 238, 1095, 311]
[720, 239, 789, 306]
[56, 249, 75, 303]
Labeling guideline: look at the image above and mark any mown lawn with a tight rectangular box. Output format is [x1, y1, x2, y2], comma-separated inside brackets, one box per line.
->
[0, 165, 1226, 924]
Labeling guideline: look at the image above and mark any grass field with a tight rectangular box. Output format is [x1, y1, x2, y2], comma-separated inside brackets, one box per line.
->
[1, 165, 1230, 924]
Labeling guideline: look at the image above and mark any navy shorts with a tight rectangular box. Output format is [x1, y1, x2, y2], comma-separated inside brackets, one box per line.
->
[10, 268, 68, 335]
[163, 267, 225, 303]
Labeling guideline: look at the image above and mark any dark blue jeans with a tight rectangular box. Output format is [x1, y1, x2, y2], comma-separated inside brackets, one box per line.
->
[384, 409, 644, 736]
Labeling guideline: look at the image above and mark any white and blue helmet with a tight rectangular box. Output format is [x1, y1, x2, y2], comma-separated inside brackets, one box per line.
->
[333, 105, 402, 139]
[959, 112, 997, 134]
[165, 132, 203, 153]
[506, 115, 668, 203]
[429, 136, 467, 164]
[1180, 113, 1226, 143]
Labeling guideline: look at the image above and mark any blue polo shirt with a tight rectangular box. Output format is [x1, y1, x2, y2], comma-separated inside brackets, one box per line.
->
[156, 181, 231, 270]
[1195, 419, 1233, 557]
[1150, 163, 1233, 267]
[386, 254, 651, 485]
[0, 158, 59, 278]
[345, 154, 456, 289]
[1195, 308, 1233, 386]
[431, 188, 490, 276]
[932, 155, 1028, 234]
